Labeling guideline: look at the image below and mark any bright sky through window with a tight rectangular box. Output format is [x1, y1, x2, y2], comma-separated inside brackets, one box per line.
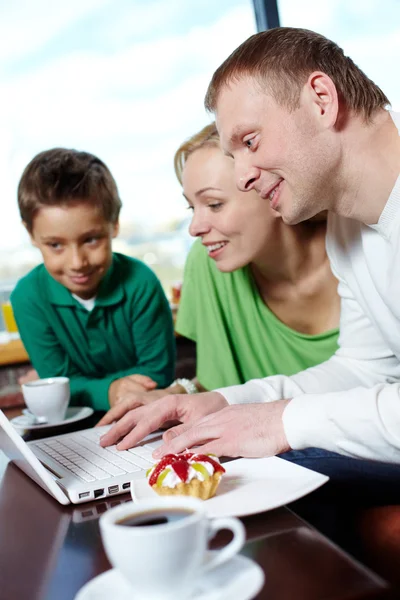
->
[0, 0, 255, 255]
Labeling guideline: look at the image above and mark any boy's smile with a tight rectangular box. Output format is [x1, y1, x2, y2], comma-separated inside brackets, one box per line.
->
[29, 201, 119, 299]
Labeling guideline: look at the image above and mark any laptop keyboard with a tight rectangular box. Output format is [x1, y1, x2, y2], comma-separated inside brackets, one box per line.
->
[34, 429, 159, 483]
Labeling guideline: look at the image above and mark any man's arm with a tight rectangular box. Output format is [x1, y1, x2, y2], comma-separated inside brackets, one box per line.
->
[218, 275, 400, 406]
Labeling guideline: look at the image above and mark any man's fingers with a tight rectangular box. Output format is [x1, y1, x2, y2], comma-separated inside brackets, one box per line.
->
[99, 409, 144, 446]
[162, 422, 192, 443]
[96, 399, 135, 427]
[117, 401, 178, 450]
[155, 422, 221, 458]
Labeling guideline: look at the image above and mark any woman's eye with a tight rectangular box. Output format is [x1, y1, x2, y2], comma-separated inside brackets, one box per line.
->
[186, 205, 194, 212]
[245, 138, 254, 148]
[209, 203, 223, 211]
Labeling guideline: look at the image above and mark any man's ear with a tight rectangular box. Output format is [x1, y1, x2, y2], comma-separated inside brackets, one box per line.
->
[112, 220, 120, 238]
[23, 221, 38, 247]
[304, 71, 339, 129]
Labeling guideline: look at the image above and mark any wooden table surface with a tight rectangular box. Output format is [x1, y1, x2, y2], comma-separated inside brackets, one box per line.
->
[0, 338, 29, 367]
[0, 411, 391, 600]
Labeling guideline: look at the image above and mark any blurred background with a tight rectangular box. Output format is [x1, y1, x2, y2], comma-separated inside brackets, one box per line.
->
[0, 0, 399, 331]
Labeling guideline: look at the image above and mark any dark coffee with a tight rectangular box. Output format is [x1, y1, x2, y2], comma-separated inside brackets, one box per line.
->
[116, 508, 194, 528]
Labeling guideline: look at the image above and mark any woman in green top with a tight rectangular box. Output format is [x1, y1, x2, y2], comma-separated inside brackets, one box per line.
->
[99, 123, 339, 425]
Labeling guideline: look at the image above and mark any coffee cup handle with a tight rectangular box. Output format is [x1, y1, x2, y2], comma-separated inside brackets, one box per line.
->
[203, 517, 245, 572]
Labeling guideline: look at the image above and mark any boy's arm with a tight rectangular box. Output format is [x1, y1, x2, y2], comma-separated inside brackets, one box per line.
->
[118, 270, 176, 388]
[12, 280, 174, 411]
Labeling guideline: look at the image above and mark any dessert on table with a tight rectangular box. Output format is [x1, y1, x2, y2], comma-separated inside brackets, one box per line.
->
[147, 452, 225, 500]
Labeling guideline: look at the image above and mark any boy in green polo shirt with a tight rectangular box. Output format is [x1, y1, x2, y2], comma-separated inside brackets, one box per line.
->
[11, 148, 175, 411]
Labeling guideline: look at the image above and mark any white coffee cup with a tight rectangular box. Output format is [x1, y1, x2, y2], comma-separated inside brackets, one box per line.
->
[21, 377, 70, 424]
[99, 497, 245, 600]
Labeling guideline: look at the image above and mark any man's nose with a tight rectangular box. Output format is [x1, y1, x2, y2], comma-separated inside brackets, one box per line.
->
[236, 164, 260, 193]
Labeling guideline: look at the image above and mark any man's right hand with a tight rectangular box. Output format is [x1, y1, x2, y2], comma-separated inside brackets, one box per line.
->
[99, 391, 228, 450]
[97, 388, 170, 427]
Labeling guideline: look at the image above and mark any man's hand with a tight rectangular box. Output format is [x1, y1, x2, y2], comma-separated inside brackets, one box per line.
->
[99, 391, 228, 449]
[108, 374, 157, 407]
[153, 400, 292, 459]
[97, 388, 170, 426]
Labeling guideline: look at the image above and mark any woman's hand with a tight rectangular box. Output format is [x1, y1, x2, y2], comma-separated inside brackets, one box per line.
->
[108, 374, 157, 407]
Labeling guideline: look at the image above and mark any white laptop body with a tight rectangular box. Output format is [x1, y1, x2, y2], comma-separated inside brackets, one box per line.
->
[0, 410, 162, 505]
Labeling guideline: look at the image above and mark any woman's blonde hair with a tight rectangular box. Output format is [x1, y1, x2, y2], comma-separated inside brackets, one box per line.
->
[174, 122, 220, 185]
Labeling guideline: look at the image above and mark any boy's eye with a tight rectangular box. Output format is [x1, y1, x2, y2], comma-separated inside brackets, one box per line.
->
[85, 236, 99, 244]
[47, 242, 62, 250]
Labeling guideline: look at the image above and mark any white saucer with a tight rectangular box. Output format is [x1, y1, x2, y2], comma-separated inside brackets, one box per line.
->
[11, 406, 94, 431]
[131, 456, 329, 518]
[75, 553, 264, 600]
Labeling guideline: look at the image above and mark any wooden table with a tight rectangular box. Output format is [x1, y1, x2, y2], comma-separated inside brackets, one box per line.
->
[0, 412, 391, 600]
[0, 338, 29, 367]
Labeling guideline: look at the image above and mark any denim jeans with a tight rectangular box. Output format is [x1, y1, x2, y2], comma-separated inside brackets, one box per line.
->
[279, 447, 400, 504]
[277, 448, 400, 556]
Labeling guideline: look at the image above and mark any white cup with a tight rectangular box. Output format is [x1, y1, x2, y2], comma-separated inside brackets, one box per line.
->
[21, 377, 70, 424]
[99, 497, 245, 600]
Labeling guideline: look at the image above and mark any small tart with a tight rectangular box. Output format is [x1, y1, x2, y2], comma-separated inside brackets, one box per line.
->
[147, 452, 225, 500]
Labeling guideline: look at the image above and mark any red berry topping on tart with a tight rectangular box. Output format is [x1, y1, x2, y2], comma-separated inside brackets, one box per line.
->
[193, 454, 225, 473]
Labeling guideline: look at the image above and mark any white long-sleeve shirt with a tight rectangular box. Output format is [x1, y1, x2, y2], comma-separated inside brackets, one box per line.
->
[217, 111, 400, 463]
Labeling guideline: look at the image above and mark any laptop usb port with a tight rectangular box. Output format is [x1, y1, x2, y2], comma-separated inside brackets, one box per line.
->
[94, 488, 104, 498]
[79, 491, 90, 499]
[108, 485, 119, 494]
[122, 482, 131, 490]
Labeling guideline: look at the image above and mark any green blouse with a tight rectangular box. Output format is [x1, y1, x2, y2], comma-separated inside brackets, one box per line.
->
[176, 241, 339, 390]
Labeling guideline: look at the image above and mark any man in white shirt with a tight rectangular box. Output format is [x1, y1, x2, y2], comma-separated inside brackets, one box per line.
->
[101, 28, 400, 471]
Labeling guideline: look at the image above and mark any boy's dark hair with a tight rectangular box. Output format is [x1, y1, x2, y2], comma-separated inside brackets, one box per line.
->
[18, 148, 122, 232]
[205, 27, 390, 120]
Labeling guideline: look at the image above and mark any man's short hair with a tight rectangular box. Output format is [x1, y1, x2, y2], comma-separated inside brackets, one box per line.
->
[18, 148, 122, 232]
[205, 27, 390, 120]
[174, 123, 220, 185]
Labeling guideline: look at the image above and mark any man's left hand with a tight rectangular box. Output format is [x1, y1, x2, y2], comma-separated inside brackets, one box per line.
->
[153, 399, 292, 460]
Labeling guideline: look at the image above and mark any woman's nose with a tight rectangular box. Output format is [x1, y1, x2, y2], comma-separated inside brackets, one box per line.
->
[188, 211, 211, 238]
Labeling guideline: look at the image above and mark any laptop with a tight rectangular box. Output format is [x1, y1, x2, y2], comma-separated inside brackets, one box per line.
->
[0, 409, 162, 505]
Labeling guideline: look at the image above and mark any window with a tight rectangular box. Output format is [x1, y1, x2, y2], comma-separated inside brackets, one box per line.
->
[277, 0, 400, 109]
[0, 0, 256, 327]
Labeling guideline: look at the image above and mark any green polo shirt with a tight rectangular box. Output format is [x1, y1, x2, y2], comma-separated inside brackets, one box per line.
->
[176, 240, 339, 390]
[11, 253, 175, 411]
